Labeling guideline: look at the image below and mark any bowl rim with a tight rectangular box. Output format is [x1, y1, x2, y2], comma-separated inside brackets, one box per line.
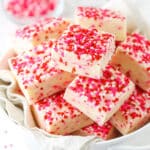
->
[94, 123, 150, 145]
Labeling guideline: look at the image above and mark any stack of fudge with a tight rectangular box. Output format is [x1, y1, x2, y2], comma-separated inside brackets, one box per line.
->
[8, 6, 150, 140]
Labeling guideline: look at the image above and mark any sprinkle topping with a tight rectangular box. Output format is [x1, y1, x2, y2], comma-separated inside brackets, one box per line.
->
[119, 33, 150, 72]
[120, 87, 150, 121]
[76, 7, 125, 21]
[35, 91, 83, 125]
[6, 0, 57, 18]
[81, 122, 113, 139]
[10, 41, 62, 88]
[55, 24, 114, 61]
[16, 17, 69, 39]
[69, 65, 131, 112]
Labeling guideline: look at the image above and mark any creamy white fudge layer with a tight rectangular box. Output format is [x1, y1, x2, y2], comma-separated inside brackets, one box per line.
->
[64, 65, 135, 126]
[111, 87, 150, 135]
[13, 17, 70, 54]
[9, 41, 75, 104]
[32, 91, 93, 135]
[112, 33, 150, 92]
[75, 7, 126, 41]
[51, 24, 115, 79]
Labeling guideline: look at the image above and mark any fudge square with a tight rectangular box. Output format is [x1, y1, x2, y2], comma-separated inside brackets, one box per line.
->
[32, 91, 93, 135]
[73, 121, 119, 140]
[64, 65, 135, 126]
[111, 33, 150, 92]
[13, 17, 70, 54]
[9, 41, 75, 104]
[51, 24, 115, 79]
[75, 7, 126, 41]
[111, 87, 150, 135]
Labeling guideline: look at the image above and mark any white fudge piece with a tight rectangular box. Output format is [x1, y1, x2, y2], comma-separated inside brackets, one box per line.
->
[111, 33, 150, 92]
[64, 65, 135, 126]
[9, 41, 75, 104]
[51, 24, 115, 79]
[111, 87, 150, 135]
[13, 17, 70, 54]
[32, 91, 93, 135]
[75, 7, 126, 41]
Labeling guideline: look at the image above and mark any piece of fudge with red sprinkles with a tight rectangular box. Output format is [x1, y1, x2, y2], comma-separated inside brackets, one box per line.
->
[64, 65, 135, 126]
[13, 17, 70, 54]
[73, 121, 119, 140]
[111, 87, 150, 135]
[32, 91, 93, 135]
[9, 41, 75, 104]
[111, 33, 150, 92]
[75, 7, 126, 41]
[51, 24, 115, 79]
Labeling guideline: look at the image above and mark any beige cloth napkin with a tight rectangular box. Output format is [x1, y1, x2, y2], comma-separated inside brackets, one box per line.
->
[0, 69, 35, 127]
